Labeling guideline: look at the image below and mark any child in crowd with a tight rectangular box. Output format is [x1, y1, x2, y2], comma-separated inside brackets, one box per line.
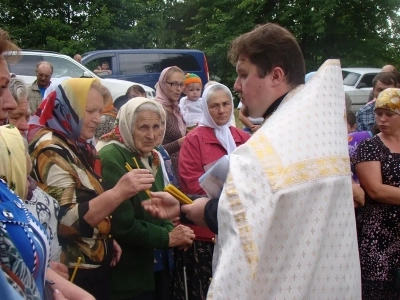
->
[346, 110, 357, 133]
[179, 73, 203, 132]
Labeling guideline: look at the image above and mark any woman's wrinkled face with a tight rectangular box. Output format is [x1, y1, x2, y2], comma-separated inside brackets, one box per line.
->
[132, 111, 161, 154]
[207, 89, 233, 126]
[80, 88, 104, 140]
[8, 98, 30, 135]
[164, 71, 185, 103]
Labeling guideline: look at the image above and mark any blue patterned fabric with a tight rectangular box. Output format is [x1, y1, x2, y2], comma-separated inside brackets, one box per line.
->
[0, 179, 49, 299]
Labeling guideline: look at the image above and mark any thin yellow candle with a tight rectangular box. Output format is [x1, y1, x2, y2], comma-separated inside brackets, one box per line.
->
[69, 257, 82, 282]
[131, 157, 151, 197]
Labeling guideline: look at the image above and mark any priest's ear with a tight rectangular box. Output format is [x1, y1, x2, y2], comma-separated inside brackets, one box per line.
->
[270, 67, 286, 87]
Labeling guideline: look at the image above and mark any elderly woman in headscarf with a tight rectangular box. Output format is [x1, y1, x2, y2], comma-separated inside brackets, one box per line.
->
[96, 97, 195, 300]
[28, 78, 155, 299]
[0, 125, 50, 299]
[0, 125, 97, 300]
[155, 66, 186, 181]
[7, 77, 63, 264]
[6, 78, 30, 135]
[175, 83, 250, 300]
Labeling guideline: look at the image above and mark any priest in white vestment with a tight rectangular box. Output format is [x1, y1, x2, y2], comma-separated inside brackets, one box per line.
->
[141, 23, 361, 300]
[207, 59, 361, 299]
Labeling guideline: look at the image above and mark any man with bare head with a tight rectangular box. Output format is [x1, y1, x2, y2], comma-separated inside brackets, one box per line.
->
[28, 61, 53, 113]
[381, 64, 397, 73]
[73, 54, 82, 63]
[365, 64, 398, 103]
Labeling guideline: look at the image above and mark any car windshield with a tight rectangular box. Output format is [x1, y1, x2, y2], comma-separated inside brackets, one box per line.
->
[342, 71, 361, 86]
[7, 54, 93, 78]
[44, 56, 90, 78]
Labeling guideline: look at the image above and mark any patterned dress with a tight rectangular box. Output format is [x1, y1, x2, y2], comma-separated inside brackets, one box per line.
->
[29, 129, 112, 299]
[0, 226, 40, 300]
[0, 179, 49, 299]
[353, 135, 400, 299]
[25, 179, 61, 262]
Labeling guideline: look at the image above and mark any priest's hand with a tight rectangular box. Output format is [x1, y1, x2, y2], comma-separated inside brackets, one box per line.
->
[142, 192, 180, 220]
[181, 197, 210, 227]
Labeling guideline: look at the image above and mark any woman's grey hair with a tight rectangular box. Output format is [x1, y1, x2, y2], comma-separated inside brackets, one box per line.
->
[205, 84, 232, 103]
[8, 78, 28, 104]
[131, 102, 162, 127]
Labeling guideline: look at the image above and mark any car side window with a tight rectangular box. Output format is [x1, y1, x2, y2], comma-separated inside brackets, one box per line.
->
[160, 53, 200, 71]
[119, 53, 160, 75]
[7, 55, 40, 76]
[342, 71, 361, 86]
[85, 56, 114, 77]
[358, 74, 377, 88]
[44, 56, 86, 78]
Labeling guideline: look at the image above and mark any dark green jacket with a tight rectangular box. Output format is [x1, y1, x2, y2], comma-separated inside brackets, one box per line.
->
[99, 143, 173, 300]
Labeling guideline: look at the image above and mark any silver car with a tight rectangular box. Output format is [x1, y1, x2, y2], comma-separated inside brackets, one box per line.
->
[342, 67, 381, 111]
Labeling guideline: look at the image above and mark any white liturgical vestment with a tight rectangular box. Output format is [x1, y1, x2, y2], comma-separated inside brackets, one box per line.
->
[207, 60, 361, 299]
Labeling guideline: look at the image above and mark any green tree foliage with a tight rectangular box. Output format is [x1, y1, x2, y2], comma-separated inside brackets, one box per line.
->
[0, 0, 399, 93]
[185, 0, 400, 95]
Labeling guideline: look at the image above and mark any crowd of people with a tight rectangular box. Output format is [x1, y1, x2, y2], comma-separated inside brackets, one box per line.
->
[0, 20, 400, 300]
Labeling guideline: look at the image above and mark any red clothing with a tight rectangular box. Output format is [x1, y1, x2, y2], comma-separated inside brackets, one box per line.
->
[179, 126, 250, 195]
[179, 126, 250, 241]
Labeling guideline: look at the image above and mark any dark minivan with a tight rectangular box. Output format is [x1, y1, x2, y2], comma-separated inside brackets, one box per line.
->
[81, 49, 209, 89]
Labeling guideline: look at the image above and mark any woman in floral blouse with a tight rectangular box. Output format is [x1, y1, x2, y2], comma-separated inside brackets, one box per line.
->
[28, 78, 155, 299]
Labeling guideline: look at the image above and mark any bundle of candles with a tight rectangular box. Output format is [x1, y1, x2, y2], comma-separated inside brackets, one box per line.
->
[125, 158, 192, 205]
[164, 184, 193, 205]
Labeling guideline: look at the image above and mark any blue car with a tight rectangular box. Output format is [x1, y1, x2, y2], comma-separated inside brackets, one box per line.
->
[81, 49, 209, 90]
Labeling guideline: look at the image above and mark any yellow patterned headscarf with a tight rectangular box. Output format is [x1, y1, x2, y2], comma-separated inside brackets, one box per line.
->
[29, 78, 100, 142]
[375, 88, 400, 114]
[0, 125, 27, 199]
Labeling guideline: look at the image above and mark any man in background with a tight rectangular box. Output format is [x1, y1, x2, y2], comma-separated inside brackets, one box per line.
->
[28, 61, 53, 114]
[73, 54, 82, 63]
[356, 71, 398, 131]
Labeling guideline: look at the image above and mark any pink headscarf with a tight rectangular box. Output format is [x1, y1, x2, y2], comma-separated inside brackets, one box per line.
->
[155, 67, 186, 136]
